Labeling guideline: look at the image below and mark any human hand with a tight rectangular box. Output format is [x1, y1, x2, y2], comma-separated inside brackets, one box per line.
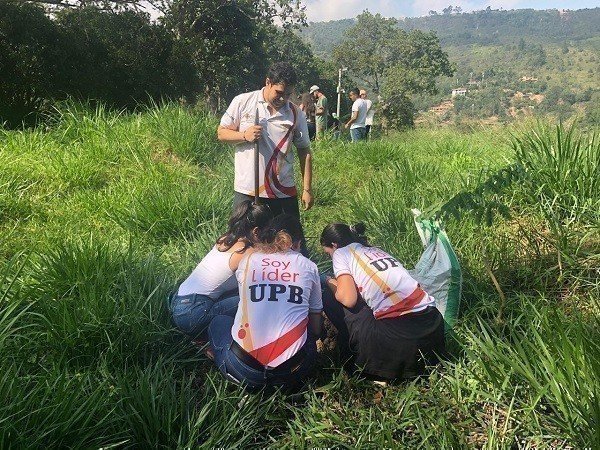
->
[243, 125, 262, 142]
[344, 123, 349, 129]
[326, 276, 338, 289]
[302, 189, 314, 210]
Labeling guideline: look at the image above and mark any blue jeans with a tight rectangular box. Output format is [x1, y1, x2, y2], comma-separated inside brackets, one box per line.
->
[350, 127, 366, 142]
[208, 315, 317, 392]
[170, 292, 239, 337]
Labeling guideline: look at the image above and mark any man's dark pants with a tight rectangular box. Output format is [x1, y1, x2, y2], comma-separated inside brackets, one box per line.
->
[233, 191, 309, 256]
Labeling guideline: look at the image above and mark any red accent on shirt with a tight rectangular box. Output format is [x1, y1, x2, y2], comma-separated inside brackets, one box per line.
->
[263, 104, 298, 198]
[249, 316, 308, 366]
[373, 286, 427, 320]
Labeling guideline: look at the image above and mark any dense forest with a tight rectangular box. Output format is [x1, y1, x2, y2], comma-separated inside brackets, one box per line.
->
[0, 0, 335, 127]
[300, 7, 600, 125]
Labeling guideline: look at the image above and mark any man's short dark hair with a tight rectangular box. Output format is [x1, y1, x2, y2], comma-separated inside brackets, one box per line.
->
[350, 87, 360, 96]
[267, 62, 298, 86]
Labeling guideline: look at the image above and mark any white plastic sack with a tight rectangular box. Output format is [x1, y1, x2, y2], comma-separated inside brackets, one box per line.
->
[408, 209, 462, 333]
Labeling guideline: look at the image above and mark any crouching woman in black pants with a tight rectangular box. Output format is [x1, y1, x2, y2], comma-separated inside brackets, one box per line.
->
[320, 222, 445, 381]
[208, 214, 323, 392]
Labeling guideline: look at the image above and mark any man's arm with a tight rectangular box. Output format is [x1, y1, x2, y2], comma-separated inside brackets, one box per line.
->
[217, 125, 261, 144]
[345, 111, 358, 129]
[296, 146, 314, 210]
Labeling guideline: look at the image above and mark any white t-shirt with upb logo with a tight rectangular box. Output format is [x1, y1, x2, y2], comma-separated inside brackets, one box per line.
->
[232, 250, 322, 368]
[332, 243, 435, 319]
[220, 89, 310, 199]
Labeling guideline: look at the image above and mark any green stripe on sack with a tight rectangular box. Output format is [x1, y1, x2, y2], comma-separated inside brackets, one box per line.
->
[437, 229, 462, 330]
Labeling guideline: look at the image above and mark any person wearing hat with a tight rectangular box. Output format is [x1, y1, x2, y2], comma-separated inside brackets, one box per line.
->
[310, 85, 328, 140]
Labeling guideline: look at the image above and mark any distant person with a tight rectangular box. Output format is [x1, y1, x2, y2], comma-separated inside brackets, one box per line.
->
[208, 214, 323, 392]
[310, 85, 328, 140]
[299, 92, 316, 141]
[320, 222, 446, 381]
[170, 201, 273, 338]
[345, 88, 368, 142]
[360, 89, 374, 139]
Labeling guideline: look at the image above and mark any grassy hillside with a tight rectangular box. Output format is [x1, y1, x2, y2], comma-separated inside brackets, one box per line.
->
[1, 104, 599, 448]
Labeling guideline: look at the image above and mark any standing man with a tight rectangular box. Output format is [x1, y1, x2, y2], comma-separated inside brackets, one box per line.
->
[310, 85, 328, 140]
[360, 89, 374, 139]
[345, 87, 368, 143]
[217, 62, 314, 242]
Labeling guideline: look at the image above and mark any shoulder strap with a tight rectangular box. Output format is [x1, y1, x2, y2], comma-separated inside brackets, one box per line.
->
[288, 102, 298, 132]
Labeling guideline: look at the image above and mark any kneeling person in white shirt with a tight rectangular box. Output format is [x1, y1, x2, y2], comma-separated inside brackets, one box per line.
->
[169, 201, 273, 338]
[208, 214, 323, 392]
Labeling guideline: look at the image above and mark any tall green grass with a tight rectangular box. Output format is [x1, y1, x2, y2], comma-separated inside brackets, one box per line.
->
[511, 123, 600, 283]
[0, 103, 597, 448]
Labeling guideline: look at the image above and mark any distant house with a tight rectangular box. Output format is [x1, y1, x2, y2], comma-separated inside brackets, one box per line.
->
[520, 76, 539, 82]
[451, 88, 467, 97]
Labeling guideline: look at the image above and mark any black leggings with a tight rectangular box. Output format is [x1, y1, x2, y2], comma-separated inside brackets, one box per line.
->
[322, 285, 446, 380]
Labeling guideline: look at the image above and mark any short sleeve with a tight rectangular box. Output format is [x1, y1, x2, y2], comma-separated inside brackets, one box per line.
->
[235, 253, 251, 284]
[308, 267, 323, 312]
[220, 95, 241, 130]
[293, 108, 311, 149]
[351, 100, 359, 112]
[332, 248, 352, 278]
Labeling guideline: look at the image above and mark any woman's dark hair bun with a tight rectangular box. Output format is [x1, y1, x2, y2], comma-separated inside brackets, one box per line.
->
[320, 222, 370, 248]
[258, 227, 278, 244]
[350, 222, 366, 236]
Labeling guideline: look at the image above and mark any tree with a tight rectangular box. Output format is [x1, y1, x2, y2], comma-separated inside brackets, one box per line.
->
[160, 0, 308, 108]
[22, 0, 152, 11]
[332, 11, 454, 129]
[0, 2, 196, 126]
[57, 8, 196, 107]
[263, 28, 334, 94]
[331, 11, 398, 93]
[0, 1, 65, 126]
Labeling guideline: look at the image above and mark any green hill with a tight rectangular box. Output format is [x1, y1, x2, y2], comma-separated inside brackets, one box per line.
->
[299, 8, 600, 124]
[301, 8, 600, 56]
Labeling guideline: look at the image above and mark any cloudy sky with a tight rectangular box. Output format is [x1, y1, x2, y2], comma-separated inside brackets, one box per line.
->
[303, 0, 600, 22]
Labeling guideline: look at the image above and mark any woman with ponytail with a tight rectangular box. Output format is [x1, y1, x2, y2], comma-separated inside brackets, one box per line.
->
[320, 222, 445, 381]
[170, 200, 273, 338]
[208, 214, 322, 392]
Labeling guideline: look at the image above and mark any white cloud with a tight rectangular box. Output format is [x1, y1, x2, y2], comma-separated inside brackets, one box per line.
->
[305, 0, 373, 21]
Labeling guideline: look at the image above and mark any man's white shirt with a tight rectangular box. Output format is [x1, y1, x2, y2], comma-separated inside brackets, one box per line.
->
[220, 89, 310, 198]
[351, 98, 368, 129]
[365, 99, 374, 126]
